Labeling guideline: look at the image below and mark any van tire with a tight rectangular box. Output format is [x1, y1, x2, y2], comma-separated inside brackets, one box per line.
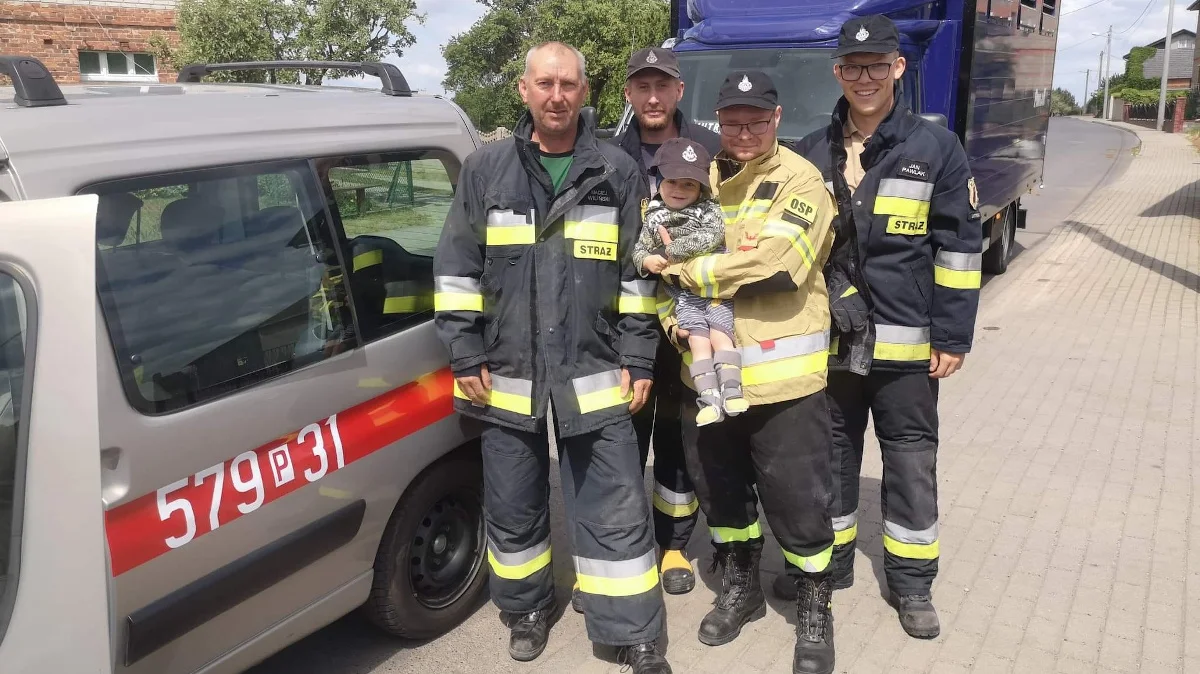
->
[365, 446, 487, 640]
[982, 203, 1015, 275]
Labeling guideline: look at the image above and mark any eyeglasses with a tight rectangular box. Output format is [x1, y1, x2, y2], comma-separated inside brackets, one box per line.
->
[718, 118, 773, 137]
[836, 61, 897, 82]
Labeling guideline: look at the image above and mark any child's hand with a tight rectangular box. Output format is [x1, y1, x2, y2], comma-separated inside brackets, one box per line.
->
[642, 254, 669, 274]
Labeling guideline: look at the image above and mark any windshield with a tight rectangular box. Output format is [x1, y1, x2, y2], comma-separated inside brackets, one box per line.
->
[675, 47, 917, 143]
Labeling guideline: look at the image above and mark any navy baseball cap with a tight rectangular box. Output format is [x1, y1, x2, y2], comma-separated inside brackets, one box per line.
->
[714, 70, 778, 111]
[833, 14, 901, 58]
[651, 137, 711, 189]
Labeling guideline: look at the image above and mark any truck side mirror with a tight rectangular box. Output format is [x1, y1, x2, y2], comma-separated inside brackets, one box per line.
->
[580, 106, 598, 129]
[918, 113, 948, 128]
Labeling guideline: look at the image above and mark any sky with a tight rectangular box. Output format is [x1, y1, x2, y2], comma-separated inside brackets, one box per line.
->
[332, 0, 1195, 106]
[1052, 0, 1195, 105]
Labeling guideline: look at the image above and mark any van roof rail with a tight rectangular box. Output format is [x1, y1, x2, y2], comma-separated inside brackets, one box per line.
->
[0, 55, 67, 107]
[175, 61, 413, 97]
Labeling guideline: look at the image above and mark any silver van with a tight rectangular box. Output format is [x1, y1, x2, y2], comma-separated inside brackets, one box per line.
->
[0, 56, 488, 673]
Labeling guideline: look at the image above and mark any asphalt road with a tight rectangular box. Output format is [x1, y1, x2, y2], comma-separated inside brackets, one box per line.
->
[245, 116, 1138, 674]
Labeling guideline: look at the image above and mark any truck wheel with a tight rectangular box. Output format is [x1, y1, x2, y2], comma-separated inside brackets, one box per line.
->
[982, 204, 1015, 275]
[365, 445, 487, 639]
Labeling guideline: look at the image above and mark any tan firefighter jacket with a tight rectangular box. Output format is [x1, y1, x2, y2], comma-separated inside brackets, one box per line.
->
[659, 140, 836, 405]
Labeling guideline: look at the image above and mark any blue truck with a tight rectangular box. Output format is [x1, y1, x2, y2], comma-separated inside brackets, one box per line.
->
[614, 0, 1060, 274]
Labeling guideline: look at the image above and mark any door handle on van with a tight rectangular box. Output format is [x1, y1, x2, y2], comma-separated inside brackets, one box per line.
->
[100, 445, 130, 506]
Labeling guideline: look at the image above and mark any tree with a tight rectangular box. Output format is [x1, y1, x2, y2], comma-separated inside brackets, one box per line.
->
[1050, 87, 1080, 116]
[154, 0, 424, 85]
[442, 0, 670, 131]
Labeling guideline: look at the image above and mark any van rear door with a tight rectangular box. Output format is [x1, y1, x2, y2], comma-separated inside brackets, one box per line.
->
[0, 195, 112, 672]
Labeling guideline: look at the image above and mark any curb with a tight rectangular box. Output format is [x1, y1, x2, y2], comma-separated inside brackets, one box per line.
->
[1086, 118, 1144, 156]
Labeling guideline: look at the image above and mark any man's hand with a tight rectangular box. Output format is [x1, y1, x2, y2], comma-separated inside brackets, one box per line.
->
[621, 368, 653, 414]
[929, 350, 965, 379]
[643, 254, 670, 275]
[456, 365, 492, 406]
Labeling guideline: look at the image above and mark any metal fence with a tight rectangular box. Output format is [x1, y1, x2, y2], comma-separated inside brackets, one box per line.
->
[478, 127, 512, 144]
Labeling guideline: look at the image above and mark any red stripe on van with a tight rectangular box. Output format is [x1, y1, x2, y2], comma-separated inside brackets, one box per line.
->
[104, 368, 455, 577]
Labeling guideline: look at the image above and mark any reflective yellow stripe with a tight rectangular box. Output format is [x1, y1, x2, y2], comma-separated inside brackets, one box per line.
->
[883, 535, 940, 560]
[711, 520, 763, 543]
[762, 219, 815, 266]
[576, 387, 631, 414]
[840, 286, 858, 298]
[874, 342, 931, 361]
[653, 493, 700, 518]
[695, 255, 719, 298]
[353, 249, 382, 271]
[742, 351, 827, 386]
[564, 221, 619, 243]
[656, 297, 675, 320]
[453, 379, 533, 416]
[934, 266, 982, 289]
[829, 334, 840, 355]
[782, 545, 833, 573]
[383, 295, 433, 314]
[486, 225, 535, 246]
[618, 296, 657, 314]
[434, 292, 483, 312]
[834, 523, 857, 545]
[576, 565, 658, 597]
[488, 543, 552, 579]
[873, 196, 931, 219]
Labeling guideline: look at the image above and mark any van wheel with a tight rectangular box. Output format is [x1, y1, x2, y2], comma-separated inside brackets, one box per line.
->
[365, 448, 487, 639]
[982, 204, 1015, 275]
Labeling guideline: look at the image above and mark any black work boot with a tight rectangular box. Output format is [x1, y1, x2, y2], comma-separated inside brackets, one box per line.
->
[697, 545, 766, 646]
[618, 641, 673, 674]
[793, 573, 835, 674]
[507, 600, 555, 662]
[571, 581, 583, 613]
[889, 591, 940, 638]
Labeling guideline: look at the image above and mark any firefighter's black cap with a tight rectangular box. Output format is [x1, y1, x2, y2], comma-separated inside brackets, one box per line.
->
[833, 14, 901, 58]
[714, 70, 778, 111]
[627, 47, 681, 80]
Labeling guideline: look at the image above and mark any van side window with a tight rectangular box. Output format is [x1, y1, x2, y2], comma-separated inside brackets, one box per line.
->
[315, 152, 458, 342]
[86, 161, 356, 415]
[0, 273, 27, 602]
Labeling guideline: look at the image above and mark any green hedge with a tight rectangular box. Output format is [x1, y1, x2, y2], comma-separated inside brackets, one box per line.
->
[1114, 87, 1189, 105]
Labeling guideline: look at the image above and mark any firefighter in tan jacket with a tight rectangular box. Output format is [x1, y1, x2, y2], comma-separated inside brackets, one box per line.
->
[657, 70, 839, 674]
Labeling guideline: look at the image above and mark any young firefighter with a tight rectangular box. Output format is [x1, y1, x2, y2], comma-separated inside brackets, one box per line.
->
[634, 138, 748, 425]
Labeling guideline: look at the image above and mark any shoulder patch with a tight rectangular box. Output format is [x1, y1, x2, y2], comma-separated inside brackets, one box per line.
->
[640, 197, 649, 221]
[782, 195, 818, 228]
[896, 157, 931, 181]
[967, 177, 978, 209]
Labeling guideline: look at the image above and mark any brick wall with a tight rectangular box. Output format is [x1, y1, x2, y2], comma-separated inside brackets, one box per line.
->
[0, 2, 179, 84]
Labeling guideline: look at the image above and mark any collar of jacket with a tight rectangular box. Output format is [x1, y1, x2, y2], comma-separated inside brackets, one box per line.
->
[512, 109, 607, 174]
[829, 95, 919, 169]
[715, 139, 782, 183]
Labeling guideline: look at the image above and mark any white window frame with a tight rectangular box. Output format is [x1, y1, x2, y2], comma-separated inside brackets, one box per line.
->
[79, 51, 158, 83]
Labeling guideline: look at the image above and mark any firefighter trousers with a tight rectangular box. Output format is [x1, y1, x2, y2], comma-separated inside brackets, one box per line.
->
[828, 370, 940, 596]
[481, 417, 665, 646]
[633, 332, 699, 551]
[680, 390, 835, 573]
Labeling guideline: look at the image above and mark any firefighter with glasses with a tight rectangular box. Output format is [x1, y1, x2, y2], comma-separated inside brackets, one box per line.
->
[784, 14, 983, 640]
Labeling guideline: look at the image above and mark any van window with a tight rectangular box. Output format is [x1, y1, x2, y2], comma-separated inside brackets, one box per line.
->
[0, 273, 27, 604]
[315, 152, 457, 341]
[86, 161, 356, 415]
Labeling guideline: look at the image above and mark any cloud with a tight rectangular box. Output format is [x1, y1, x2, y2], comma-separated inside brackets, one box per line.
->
[1053, 0, 1195, 105]
[326, 0, 488, 94]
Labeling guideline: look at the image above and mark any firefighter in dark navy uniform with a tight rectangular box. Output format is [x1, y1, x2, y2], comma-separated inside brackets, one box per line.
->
[433, 41, 672, 673]
[785, 14, 983, 640]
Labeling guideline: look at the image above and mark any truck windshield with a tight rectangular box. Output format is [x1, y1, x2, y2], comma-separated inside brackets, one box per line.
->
[675, 47, 846, 142]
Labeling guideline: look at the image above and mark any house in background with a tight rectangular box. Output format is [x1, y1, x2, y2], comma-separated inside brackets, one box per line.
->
[1131, 26, 1195, 90]
[0, 0, 178, 84]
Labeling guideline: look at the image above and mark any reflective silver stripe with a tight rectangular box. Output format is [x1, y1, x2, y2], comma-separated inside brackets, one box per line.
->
[487, 536, 550, 566]
[654, 483, 696, 505]
[832, 513, 858, 531]
[741, 331, 830, 366]
[877, 178, 935, 201]
[571, 369, 622, 396]
[573, 549, 656, 578]
[883, 521, 938, 545]
[875, 324, 930, 345]
[486, 209, 529, 226]
[824, 180, 835, 195]
[565, 204, 619, 225]
[489, 374, 533, 398]
[620, 279, 657, 298]
[435, 275, 481, 294]
[935, 250, 983, 271]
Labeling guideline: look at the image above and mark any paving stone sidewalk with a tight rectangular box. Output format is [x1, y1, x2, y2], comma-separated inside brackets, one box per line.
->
[375, 120, 1200, 674]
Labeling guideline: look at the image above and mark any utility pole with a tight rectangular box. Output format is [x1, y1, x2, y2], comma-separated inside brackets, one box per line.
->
[1156, 0, 1176, 131]
[1083, 68, 1091, 115]
[1103, 25, 1113, 120]
[1098, 51, 1105, 115]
